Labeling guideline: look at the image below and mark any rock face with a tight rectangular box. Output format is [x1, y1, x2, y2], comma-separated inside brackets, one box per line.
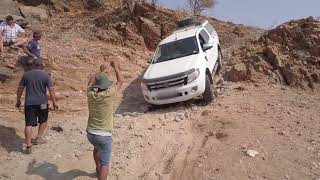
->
[262, 17, 320, 57]
[0, 66, 13, 83]
[19, 6, 48, 20]
[224, 17, 320, 89]
[139, 17, 161, 50]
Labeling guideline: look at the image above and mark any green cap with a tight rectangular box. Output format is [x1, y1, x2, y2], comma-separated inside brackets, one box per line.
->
[91, 73, 113, 90]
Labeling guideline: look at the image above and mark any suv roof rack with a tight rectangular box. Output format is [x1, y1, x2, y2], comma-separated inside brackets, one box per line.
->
[176, 18, 202, 30]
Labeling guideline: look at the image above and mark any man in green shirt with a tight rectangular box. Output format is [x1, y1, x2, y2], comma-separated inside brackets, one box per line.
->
[86, 59, 123, 180]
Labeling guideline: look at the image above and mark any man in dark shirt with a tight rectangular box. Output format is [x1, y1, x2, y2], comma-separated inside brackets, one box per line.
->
[16, 59, 58, 154]
[23, 31, 47, 60]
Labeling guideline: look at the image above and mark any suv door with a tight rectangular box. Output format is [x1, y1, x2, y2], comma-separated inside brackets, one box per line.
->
[199, 29, 217, 72]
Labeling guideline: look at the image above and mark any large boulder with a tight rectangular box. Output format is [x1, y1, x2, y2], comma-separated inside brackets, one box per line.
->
[223, 63, 251, 82]
[264, 46, 283, 68]
[18, 0, 70, 12]
[139, 17, 161, 50]
[19, 6, 48, 20]
[86, 0, 105, 9]
[0, 0, 21, 17]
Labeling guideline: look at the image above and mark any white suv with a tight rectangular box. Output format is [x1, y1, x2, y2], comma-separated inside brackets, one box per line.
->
[141, 19, 222, 105]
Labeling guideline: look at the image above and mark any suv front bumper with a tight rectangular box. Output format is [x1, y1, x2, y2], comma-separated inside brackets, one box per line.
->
[142, 78, 205, 105]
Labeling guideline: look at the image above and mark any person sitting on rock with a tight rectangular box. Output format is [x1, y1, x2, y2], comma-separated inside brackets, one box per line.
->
[23, 30, 47, 60]
[0, 15, 27, 53]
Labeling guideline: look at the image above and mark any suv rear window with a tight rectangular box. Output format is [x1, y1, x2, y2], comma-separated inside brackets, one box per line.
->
[153, 37, 199, 64]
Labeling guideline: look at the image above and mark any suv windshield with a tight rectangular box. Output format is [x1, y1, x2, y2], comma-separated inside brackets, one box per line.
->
[153, 36, 199, 64]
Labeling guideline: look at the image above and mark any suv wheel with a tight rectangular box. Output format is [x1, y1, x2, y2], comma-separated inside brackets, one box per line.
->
[203, 73, 214, 104]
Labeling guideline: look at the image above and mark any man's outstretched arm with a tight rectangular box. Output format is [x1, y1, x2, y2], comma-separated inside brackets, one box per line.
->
[87, 74, 96, 87]
[48, 87, 58, 110]
[111, 61, 123, 89]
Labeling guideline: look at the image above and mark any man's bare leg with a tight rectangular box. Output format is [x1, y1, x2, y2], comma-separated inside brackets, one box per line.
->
[24, 126, 33, 147]
[93, 148, 101, 174]
[98, 165, 109, 180]
[37, 122, 47, 138]
[13, 38, 27, 48]
[35, 122, 47, 144]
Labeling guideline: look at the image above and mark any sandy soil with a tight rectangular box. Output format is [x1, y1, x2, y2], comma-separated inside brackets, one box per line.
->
[1, 81, 319, 180]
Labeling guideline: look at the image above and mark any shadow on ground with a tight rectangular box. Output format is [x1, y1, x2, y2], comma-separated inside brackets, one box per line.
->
[116, 75, 148, 114]
[0, 125, 24, 153]
[26, 160, 95, 180]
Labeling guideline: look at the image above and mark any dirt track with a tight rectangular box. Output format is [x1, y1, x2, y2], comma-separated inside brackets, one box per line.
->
[1, 81, 319, 180]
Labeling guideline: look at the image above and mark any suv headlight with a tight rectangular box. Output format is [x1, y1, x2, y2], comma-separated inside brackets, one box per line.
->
[141, 80, 149, 91]
[187, 68, 200, 83]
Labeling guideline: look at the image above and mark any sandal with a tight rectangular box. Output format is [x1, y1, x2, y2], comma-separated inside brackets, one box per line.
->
[26, 146, 33, 154]
[35, 137, 47, 145]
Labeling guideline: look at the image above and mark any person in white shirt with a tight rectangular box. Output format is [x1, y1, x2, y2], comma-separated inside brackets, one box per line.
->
[0, 15, 27, 53]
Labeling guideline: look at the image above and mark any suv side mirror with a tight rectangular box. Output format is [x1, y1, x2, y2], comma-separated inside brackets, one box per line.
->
[203, 43, 214, 51]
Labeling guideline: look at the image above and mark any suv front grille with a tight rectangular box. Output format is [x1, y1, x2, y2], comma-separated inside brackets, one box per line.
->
[143, 69, 194, 92]
[148, 76, 187, 91]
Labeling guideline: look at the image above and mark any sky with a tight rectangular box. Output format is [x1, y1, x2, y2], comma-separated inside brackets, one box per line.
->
[159, 0, 320, 29]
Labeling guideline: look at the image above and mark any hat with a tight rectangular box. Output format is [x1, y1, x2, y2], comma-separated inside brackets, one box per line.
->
[91, 73, 113, 90]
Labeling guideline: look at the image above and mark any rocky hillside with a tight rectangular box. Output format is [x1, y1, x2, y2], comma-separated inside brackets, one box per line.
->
[0, 0, 263, 92]
[0, 0, 319, 92]
[223, 17, 320, 90]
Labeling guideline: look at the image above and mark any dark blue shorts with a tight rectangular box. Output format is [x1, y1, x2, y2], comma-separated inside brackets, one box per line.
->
[87, 133, 113, 166]
[25, 105, 49, 127]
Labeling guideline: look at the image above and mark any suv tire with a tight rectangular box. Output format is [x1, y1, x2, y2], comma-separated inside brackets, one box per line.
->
[217, 50, 223, 73]
[203, 73, 214, 103]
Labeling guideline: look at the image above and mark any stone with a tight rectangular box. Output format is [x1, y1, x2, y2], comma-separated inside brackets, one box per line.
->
[191, 105, 199, 111]
[216, 79, 224, 85]
[53, 153, 62, 159]
[19, 0, 70, 12]
[19, 6, 48, 20]
[139, 17, 161, 50]
[265, 46, 283, 68]
[174, 116, 182, 122]
[223, 63, 251, 82]
[86, 0, 104, 9]
[1, 173, 13, 178]
[74, 151, 82, 157]
[232, 26, 245, 37]
[0, 66, 14, 83]
[246, 150, 259, 157]
[184, 112, 191, 118]
[234, 86, 246, 91]
[94, 16, 108, 27]
[51, 126, 63, 133]
[201, 110, 211, 116]
[0, 0, 20, 17]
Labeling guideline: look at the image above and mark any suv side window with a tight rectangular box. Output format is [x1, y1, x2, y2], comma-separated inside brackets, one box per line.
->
[200, 30, 210, 43]
[199, 30, 210, 50]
